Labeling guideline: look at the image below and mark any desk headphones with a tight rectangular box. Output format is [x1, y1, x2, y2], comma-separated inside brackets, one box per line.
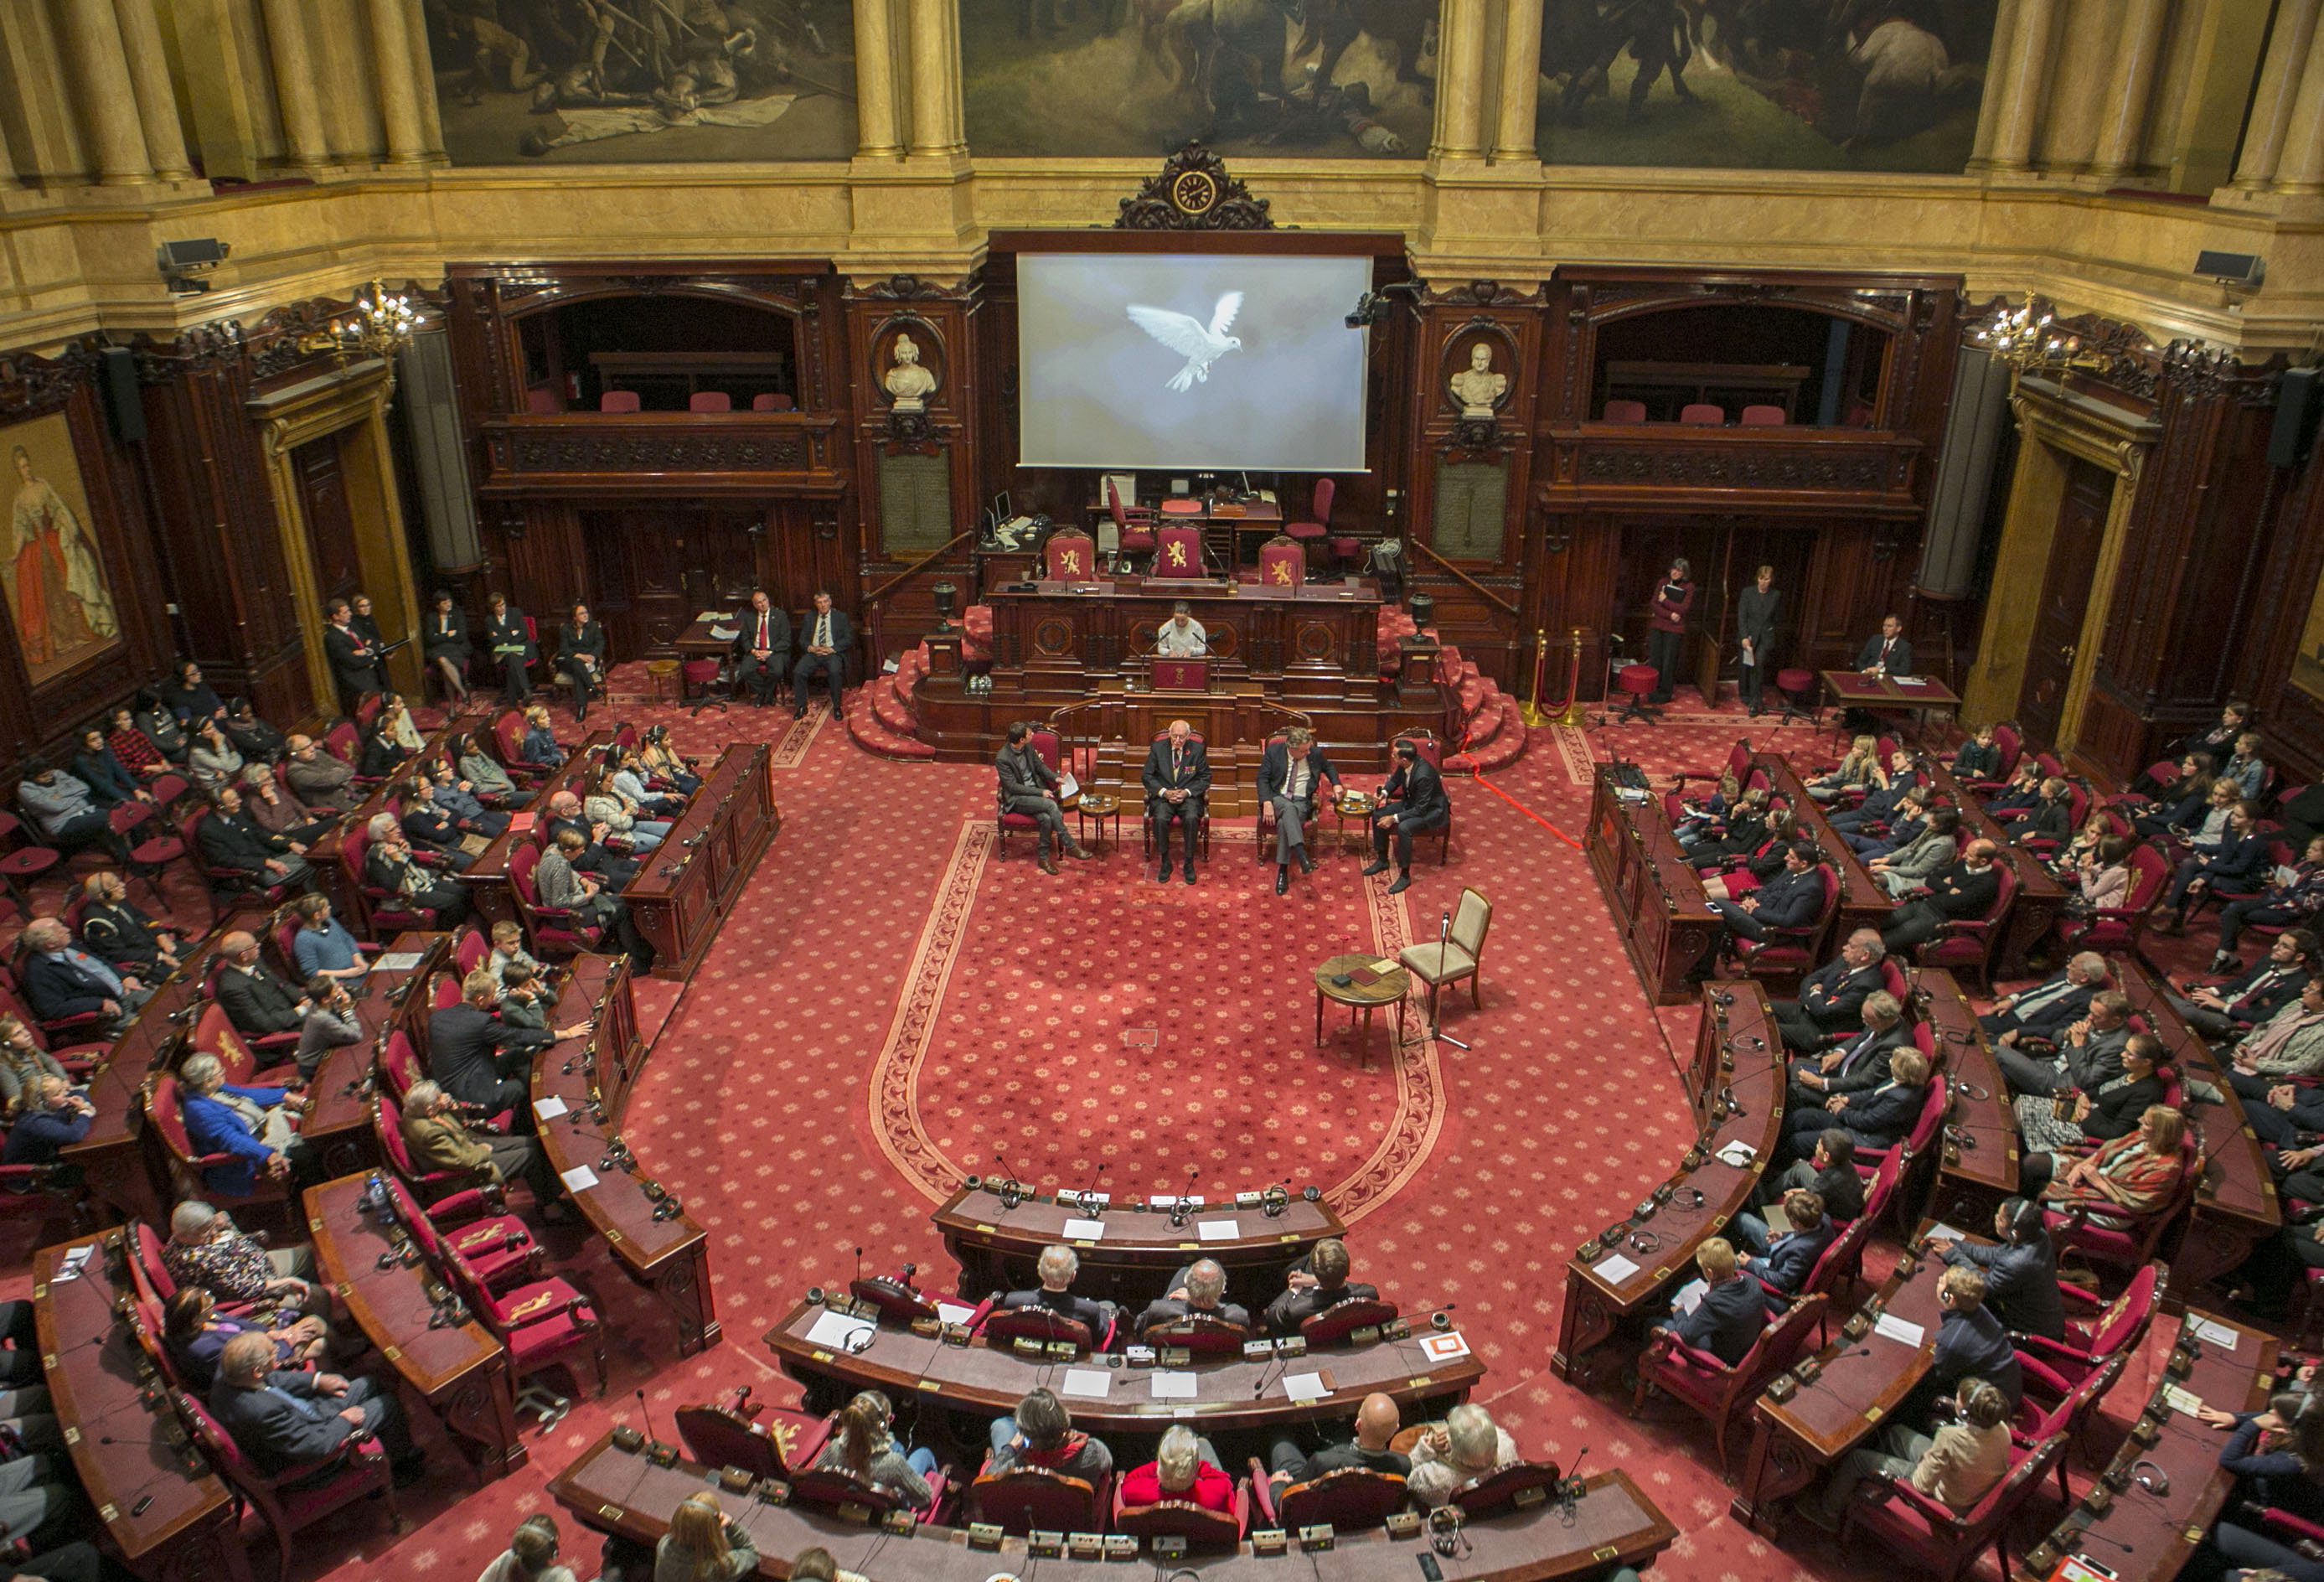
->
[1428, 1506, 1471, 1558]
[2131, 1459, 2170, 1496]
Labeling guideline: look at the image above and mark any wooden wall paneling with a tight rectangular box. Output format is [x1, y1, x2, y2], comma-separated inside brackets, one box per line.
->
[2244, 452, 2324, 783]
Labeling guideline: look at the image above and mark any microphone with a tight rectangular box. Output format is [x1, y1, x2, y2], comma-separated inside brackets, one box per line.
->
[854, 1247, 864, 1288]
[635, 1388, 657, 1445]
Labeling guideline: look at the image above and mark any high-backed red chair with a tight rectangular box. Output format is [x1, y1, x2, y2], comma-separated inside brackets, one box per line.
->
[1739, 404, 1786, 426]
[194, 1002, 293, 1083]
[125, 1221, 262, 1320]
[980, 1303, 1108, 1352]
[1451, 1461, 1568, 1518]
[342, 819, 447, 935]
[1106, 478, 1154, 567]
[2057, 843, 2168, 955]
[175, 1387, 397, 1582]
[688, 390, 731, 412]
[2010, 1264, 2161, 1396]
[2043, 1138, 2199, 1280]
[1840, 1433, 2067, 1582]
[1152, 523, 1205, 577]
[788, 1457, 952, 1523]
[1969, 723, 2024, 794]
[674, 1388, 833, 1481]
[1632, 1292, 1827, 1473]
[2012, 1351, 2127, 1501]
[525, 387, 562, 413]
[1733, 862, 1838, 985]
[509, 840, 604, 959]
[1909, 862, 2017, 992]
[1251, 1465, 1407, 1533]
[146, 1072, 292, 1207]
[1044, 532, 1098, 581]
[1140, 1311, 1250, 1357]
[453, 927, 489, 979]
[1257, 536, 1304, 591]
[1680, 402, 1725, 426]
[1112, 1476, 1249, 1544]
[438, 1226, 607, 1429]
[969, 1465, 1108, 1535]
[1601, 399, 1647, 423]
[600, 390, 641, 412]
[489, 710, 548, 784]
[1297, 1296, 1401, 1348]
[995, 728, 1062, 861]
[0, 813, 62, 918]
[1283, 478, 1333, 574]
[751, 392, 795, 411]
[110, 801, 183, 907]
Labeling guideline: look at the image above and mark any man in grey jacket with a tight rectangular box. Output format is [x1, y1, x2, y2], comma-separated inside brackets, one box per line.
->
[1996, 989, 2132, 1098]
[1737, 565, 1779, 716]
[17, 759, 126, 861]
[996, 722, 1092, 876]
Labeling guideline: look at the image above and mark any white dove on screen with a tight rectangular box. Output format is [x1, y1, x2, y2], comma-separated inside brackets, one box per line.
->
[1126, 292, 1244, 392]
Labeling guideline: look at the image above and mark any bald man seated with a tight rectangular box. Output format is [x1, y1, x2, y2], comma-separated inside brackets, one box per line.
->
[1264, 1391, 1410, 1486]
[1134, 1257, 1250, 1336]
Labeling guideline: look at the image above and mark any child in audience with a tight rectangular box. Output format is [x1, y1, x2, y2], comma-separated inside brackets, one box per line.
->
[1950, 725, 2001, 783]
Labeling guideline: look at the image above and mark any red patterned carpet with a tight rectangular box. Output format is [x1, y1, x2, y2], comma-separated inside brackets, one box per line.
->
[0, 679, 2198, 1582]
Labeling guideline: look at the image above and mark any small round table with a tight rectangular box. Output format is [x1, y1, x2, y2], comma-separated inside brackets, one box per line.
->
[1330, 791, 1376, 857]
[645, 658, 681, 705]
[1074, 791, 1122, 855]
[1313, 952, 1407, 1068]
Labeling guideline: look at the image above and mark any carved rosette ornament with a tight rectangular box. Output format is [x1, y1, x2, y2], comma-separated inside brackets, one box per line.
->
[1115, 143, 1273, 230]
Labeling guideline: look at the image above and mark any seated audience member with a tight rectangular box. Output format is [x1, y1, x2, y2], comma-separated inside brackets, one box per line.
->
[2130, 753, 2216, 840]
[1002, 1244, 1109, 1336]
[985, 1387, 1113, 1485]
[1702, 807, 1800, 898]
[536, 828, 652, 967]
[1995, 988, 2130, 1099]
[0, 1301, 48, 1389]
[356, 713, 410, 782]
[0, 1019, 73, 1118]
[1648, 1238, 1769, 1372]
[16, 757, 125, 861]
[1700, 840, 1824, 969]
[1826, 750, 1919, 836]
[1937, 1198, 2065, 1341]
[1770, 930, 1886, 1052]
[430, 969, 586, 1124]
[1806, 736, 1879, 804]
[2022, 1104, 2187, 1221]
[640, 726, 700, 796]
[1121, 1424, 1232, 1513]
[377, 690, 423, 753]
[1949, 725, 2001, 783]
[583, 773, 670, 853]
[610, 746, 684, 820]
[812, 1392, 936, 1508]
[1263, 1237, 1379, 1335]
[782, 1548, 851, 1582]
[213, 928, 311, 1039]
[2057, 808, 2112, 874]
[1258, 726, 1344, 895]
[199, 787, 314, 892]
[400, 1079, 566, 1218]
[477, 1514, 577, 1582]
[2224, 979, 2324, 1101]
[163, 1199, 327, 1318]
[1264, 1391, 1408, 1489]
[163, 1287, 325, 1392]
[2213, 833, 2324, 974]
[1135, 1257, 1251, 1336]
[2168, 928, 2317, 1041]
[1980, 952, 2108, 1049]
[1999, 776, 2073, 845]
[1869, 805, 1961, 896]
[2238, 1065, 2324, 1152]
[1407, 1402, 1522, 1508]
[1845, 783, 1933, 861]
[2014, 1032, 2172, 1170]
[240, 763, 333, 846]
[132, 690, 191, 764]
[544, 790, 641, 890]
[209, 1331, 422, 1484]
[1786, 991, 1907, 1110]
[1984, 758, 2045, 819]
[1808, 1378, 2011, 1533]
[283, 733, 358, 810]
[430, 759, 512, 837]
[793, 589, 850, 719]
[185, 719, 245, 794]
[2157, 798, 2270, 933]
[220, 695, 285, 763]
[1736, 1189, 1834, 1296]
[177, 1052, 304, 1196]
[1786, 1048, 1931, 1161]
[487, 921, 556, 1006]
[400, 773, 481, 870]
[1671, 771, 1739, 845]
[163, 659, 227, 726]
[555, 602, 608, 723]
[1922, 1266, 2023, 1412]
[1877, 840, 2002, 956]
[497, 964, 549, 1031]
[77, 871, 181, 981]
[457, 732, 528, 807]
[294, 976, 363, 1079]
[519, 705, 563, 768]
[1759, 1129, 1865, 1224]
[1362, 737, 1449, 897]
[68, 725, 147, 809]
[364, 814, 468, 925]
[656, 1491, 757, 1582]
[2187, 1393, 2324, 1579]
[105, 705, 174, 780]
[0, 1078, 90, 1169]
[2074, 834, 2134, 912]
[1680, 786, 1769, 866]
[730, 590, 792, 708]
[18, 916, 143, 1036]
[483, 593, 535, 706]
[2172, 702, 2252, 779]
[289, 893, 369, 984]
[2221, 732, 2269, 799]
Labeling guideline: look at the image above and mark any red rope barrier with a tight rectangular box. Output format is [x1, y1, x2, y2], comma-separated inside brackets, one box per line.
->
[1469, 770, 1583, 850]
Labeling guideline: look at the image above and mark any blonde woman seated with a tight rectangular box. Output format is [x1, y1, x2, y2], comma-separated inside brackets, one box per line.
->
[2024, 1104, 2187, 1229]
[1406, 1402, 1521, 1508]
[1120, 1424, 1232, 1512]
[812, 1391, 935, 1509]
[1808, 736, 1880, 804]
[1805, 1378, 2011, 1532]
[653, 1490, 757, 1582]
[0, 1015, 72, 1119]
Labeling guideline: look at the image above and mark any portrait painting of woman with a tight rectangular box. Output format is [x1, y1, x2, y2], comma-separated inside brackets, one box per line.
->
[3, 414, 120, 683]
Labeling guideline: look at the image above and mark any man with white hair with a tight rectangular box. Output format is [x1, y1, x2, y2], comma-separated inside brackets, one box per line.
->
[16, 917, 142, 1037]
[1406, 1402, 1521, 1507]
[162, 1199, 327, 1317]
[282, 733, 358, 810]
[1979, 952, 2110, 1050]
[209, 1330, 422, 1485]
[400, 1081, 567, 1222]
[176, 1050, 306, 1197]
[430, 969, 590, 1124]
[196, 786, 313, 892]
[1142, 719, 1211, 887]
[543, 789, 638, 890]
[1119, 1423, 1232, 1512]
[212, 930, 311, 1040]
[1134, 1257, 1249, 1337]
[1000, 1244, 1109, 1336]
[1770, 929, 1886, 1053]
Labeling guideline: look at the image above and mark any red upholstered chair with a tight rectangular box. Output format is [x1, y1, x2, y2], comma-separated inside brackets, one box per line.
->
[1614, 663, 1662, 725]
[194, 1002, 293, 1083]
[0, 813, 60, 918]
[1257, 536, 1304, 592]
[453, 927, 489, 979]
[1733, 863, 1838, 985]
[788, 1457, 952, 1524]
[675, 1388, 834, 1481]
[1251, 1466, 1407, 1533]
[1152, 523, 1206, 577]
[1044, 531, 1098, 581]
[0, 981, 100, 1078]
[176, 1387, 397, 1582]
[688, 390, 731, 412]
[1451, 1461, 1568, 1519]
[373, 1094, 496, 1204]
[509, 840, 605, 959]
[1739, 404, 1786, 426]
[1298, 1296, 1400, 1348]
[2057, 843, 2168, 955]
[751, 392, 795, 411]
[600, 390, 641, 412]
[982, 1303, 1108, 1353]
[994, 728, 1061, 861]
[340, 819, 446, 935]
[1392, 732, 1454, 864]
[1841, 1433, 2067, 1582]
[1141, 1311, 1251, 1357]
[1113, 1476, 1249, 1544]
[1601, 399, 1647, 423]
[2009, 1263, 2161, 1395]
[2042, 1137, 2199, 1279]
[1106, 478, 1154, 566]
[146, 1071, 292, 1207]
[1909, 861, 2017, 992]
[2012, 1351, 2127, 1501]
[969, 1464, 1109, 1535]
[1283, 478, 1334, 575]
[680, 656, 730, 714]
[439, 1230, 607, 1428]
[1632, 1291, 1827, 1473]
[384, 1171, 540, 1297]
[110, 802, 183, 907]
[1140, 731, 1211, 862]
[489, 710, 549, 785]
[1680, 402, 1726, 426]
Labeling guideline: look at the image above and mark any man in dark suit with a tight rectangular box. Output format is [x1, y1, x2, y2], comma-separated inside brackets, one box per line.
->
[1786, 1048, 1930, 1158]
[1771, 928, 1886, 1052]
[1738, 1188, 1834, 1296]
[1737, 564, 1779, 716]
[1264, 1392, 1409, 1487]
[212, 930, 309, 1039]
[1655, 1238, 1768, 1367]
[1981, 952, 2109, 1049]
[1879, 840, 2003, 955]
[199, 788, 314, 893]
[731, 590, 792, 707]
[542, 791, 639, 891]
[1854, 614, 1913, 677]
[1703, 841, 1825, 967]
[483, 593, 534, 703]
[16, 918, 139, 1036]
[1996, 988, 2130, 1098]
[793, 589, 853, 718]
[1001, 1244, 1111, 1339]
[321, 599, 386, 713]
[996, 724, 1091, 877]
[1786, 990, 1908, 1112]
[1143, 718, 1211, 887]
[78, 871, 183, 981]
[1134, 1257, 1251, 1337]
[1923, 1265, 2023, 1412]
[209, 1331, 422, 1484]
[428, 969, 587, 1125]
[2168, 927, 2318, 1041]
[1258, 726, 1340, 895]
[1262, 1238, 1380, 1336]
[555, 602, 607, 723]
[1361, 738, 1449, 897]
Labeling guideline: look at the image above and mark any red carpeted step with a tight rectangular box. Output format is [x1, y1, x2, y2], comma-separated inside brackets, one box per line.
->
[844, 690, 935, 760]
[870, 676, 920, 737]
[1448, 695, 1527, 774]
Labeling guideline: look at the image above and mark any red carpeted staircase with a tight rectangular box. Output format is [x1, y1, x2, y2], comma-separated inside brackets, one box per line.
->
[847, 606, 999, 760]
[1377, 607, 1527, 777]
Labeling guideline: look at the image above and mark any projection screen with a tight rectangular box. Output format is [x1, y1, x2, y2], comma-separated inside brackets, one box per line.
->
[1016, 252, 1371, 473]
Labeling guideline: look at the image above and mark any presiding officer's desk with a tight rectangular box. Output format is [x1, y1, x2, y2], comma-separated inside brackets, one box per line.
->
[932, 1181, 1345, 1307]
[303, 1171, 524, 1477]
[34, 1233, 251, 1581]
[979, 578, 1382, 680]
[1584, 768, 1720, 1007]
[552, 1429, 1681, 1581]
[1912, 969, 2021, 1224]
[1553, 984, 1782, 1381]
[764, 1297, 1484, 1435]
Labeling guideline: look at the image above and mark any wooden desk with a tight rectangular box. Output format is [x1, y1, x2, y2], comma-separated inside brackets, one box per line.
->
[530, 954, 715, 1355]
[1752, 751, 1894, 942]
[551, 1430, 1681, 1582]
[302, 1172, 523, 1476]
[1733, 1218, 1951, 1535]
[1913, 969, 2021, 1226]
[294, 932, 450, 1183]
[467, 729, 617, 928]
[2016, 1311, 2276, 1582]
[1585, 768, 1721, 1007]
[1553, 984, 1783, 1381]
[1924, 760, 2068, 976]
[980, 579, 1381, 680]
[764, 1298, 1483, 1435]
[33, 1234, 250, 1582]
[1818, 670, 1963, 740]
[930, 1182, 1345, 1308]
[2116, 960, 2281, 1299]
[622, 743, 779, 983]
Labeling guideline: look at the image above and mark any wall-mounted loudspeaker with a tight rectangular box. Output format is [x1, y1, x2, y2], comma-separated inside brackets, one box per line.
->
[2268, 367, 2321, 468]
[99, 347, 145, 444]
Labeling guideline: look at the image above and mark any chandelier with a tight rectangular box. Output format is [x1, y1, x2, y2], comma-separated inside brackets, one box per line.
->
[1970, 294, 2158, 380]
[300, 280, 420, 370]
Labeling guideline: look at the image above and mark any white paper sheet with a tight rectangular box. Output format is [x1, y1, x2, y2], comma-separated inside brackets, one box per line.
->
[1061, 1218, 1107, 1240]
[1873, 1314, 1926, 1347]
[559, 1165, 599, 1192]
[1058, 773, 1081, 799]
[534, 1097, 569, 1121]
[804, 1310, 876, 1350]
[373, 952, 424, 972]
[1593, 1253, 1640, 1283]
[935, 1301, 977, 1326]
[1923, 1223, 1965, 1243]
[1060, 1368, 1112, 1399]
[2190, 1317, 2241, 1351]
[1148, 1194, 1204, 1207]
[1281, 1373, 1327, 1403]
[1196, 1219, 1241, 1242]
[1149, 1371, 1198, 1399]
[708, 626, 740, 641]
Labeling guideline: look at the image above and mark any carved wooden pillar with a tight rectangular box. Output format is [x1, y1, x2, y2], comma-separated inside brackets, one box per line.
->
[853, 0, 902, 156]
[2233, 0, 2322, 189]
[112, 0, 192, 179]
[1433, 0, 1488, 158]
[2089, 0, 2169, 182]
[260, 0, 331, 169]
[59, 0, 154, 184]
[366, 0, 428, 165]
[1490, 0, 1542, 162]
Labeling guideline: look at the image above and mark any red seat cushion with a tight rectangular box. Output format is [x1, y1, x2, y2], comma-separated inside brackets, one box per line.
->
[0, 851, 55, 876]
[1284, 523, 1326, 540]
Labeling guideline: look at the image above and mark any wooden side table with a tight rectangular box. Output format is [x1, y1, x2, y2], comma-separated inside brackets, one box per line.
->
[1330, 791, 1376, 858]
[645, 659, 681, 706]
[1074, 791, 1122, 855]
[1313, 952, 1407, 1068]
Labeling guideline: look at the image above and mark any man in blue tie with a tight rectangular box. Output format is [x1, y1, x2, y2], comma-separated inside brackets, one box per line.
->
[17, 917, 145, 1038]
[209, 1331, 423, 1486]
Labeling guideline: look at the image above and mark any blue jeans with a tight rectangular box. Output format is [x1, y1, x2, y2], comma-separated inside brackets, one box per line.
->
[1730, 1212, 1770, 1255]
[907, 1446, 937, 1476]
[989, 1416, 1019, 1457]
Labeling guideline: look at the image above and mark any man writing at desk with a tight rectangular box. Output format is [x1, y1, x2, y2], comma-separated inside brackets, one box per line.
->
[1144, 719, 1210, 887]
[1157, 602, 1207, 658]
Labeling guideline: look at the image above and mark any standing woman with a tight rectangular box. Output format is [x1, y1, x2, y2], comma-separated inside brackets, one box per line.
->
[1737, 563, 1779, 717]
[422, 590, 473, 709]
[556, 602, 607, 725]
[1646, 557, 1694, 706]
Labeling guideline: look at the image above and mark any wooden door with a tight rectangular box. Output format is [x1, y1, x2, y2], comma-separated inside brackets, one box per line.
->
[292, 437, 361, 607]
[2016, 457, 2114, 745]
[1614, 520, 1723, 686]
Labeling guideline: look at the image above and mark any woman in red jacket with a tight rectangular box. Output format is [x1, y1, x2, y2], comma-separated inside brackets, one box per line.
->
[1648, 557, 1695, 706]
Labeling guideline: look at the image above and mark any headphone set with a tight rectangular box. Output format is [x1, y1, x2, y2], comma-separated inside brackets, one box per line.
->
[1427, 1505, 1471, 1558]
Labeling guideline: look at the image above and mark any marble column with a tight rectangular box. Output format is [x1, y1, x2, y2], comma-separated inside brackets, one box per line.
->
[402, 0, 447, 162]
[1490, 0, 1542, 162]
[907, 0, 959, 153]
[2233, 0, 2321, 189]
[0, 121, 18, 189]
[1986, 0, 2058, 173]
[853, 0, 902, 156]
[261, 0, 331, 169]
[2270, 23, 2324, 194]
[368, 0, 427, 163]
[1433, 0, 1488, 158]
[112, 0, 192, 179]
[2089, 0, 2168, 181]
[59, 0, 154, 184]
[1968, 0, 2020, 166]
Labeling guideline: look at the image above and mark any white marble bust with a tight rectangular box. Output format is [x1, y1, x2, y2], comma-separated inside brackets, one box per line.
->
[884, 333, 937, 411]
[1449, 341, 1506, 418]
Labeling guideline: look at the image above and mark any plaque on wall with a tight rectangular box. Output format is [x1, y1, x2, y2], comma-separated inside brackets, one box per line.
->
[878, 450, 952, 556]
[1431, 458, 1508, 562]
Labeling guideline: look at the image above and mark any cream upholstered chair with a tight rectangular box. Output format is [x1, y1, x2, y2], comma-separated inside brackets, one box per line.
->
[1398, 887, 1490, 1021]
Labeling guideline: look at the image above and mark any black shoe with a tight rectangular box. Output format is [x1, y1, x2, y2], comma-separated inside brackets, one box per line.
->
[793, 706, 807, 719]
[1037, 854, 1060, 876]
[1297, 850, 1315, 876]
[1361, 859, 1389, 877]
[1155, 864, 1171, 884]
[1183, 864, 1196, 886]
[1387, 871, 1412, 895]
[1275, 866, 1289, 895]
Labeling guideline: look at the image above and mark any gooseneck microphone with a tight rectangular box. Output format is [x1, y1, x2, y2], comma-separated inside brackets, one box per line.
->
[636, 1388, 657, 1445]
